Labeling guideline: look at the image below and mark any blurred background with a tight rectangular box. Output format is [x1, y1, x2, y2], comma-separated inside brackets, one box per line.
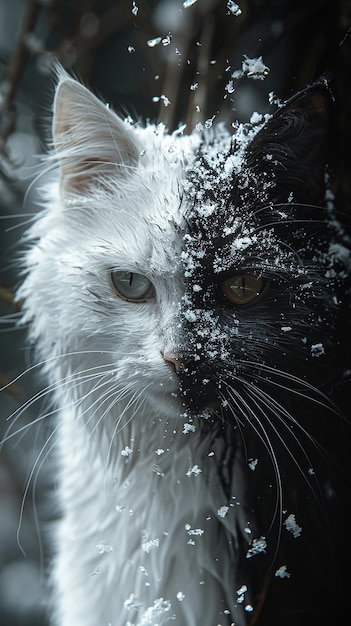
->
[0, 1, 350, 624]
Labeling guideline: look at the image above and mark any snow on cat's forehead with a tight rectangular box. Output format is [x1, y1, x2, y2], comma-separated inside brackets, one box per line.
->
[124, 115, 268, 235]
[133, 114, 266, 187]
[133, 114, 257, 162]
[133, 121, 200, 164]
[180, 116, 268, 201]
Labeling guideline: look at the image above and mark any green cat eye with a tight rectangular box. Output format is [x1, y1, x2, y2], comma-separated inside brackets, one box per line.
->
[221, 274, 263, 305]
[111, 270, 156, 303]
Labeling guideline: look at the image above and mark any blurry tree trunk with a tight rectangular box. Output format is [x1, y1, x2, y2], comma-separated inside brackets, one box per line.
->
[336, 0, 351, 214]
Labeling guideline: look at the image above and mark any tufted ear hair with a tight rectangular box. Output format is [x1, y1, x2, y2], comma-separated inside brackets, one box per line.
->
[52, 70, 141, 194]
[246, 82, 333, 203]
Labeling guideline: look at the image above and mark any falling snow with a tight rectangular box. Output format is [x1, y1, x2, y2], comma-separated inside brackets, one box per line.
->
[186, 464, 202, 477]
[232, 55, 270, 81]
[248, 458, 258, 471]
[147, 37, 162, 48]
[162, 34, 172, 46]
[217, 506, 229, 518]
[311, 343, 325, 357]
[142, 538, 160, 553]
[121, 446, 133, 457]
[96, 541, 113, 554]
[183, 422, 196, 433]
[152, 94, 171, 107]
[186, 528, 204, 536]
[236, 584, 247, 603]
[246, 536, 267, 558]
[275, 565, 291, 578]
[284, 514, 302, 538]
[124, 594, 143, 610]
[227, 1, 242, 16]
[138, 598, 173, 625]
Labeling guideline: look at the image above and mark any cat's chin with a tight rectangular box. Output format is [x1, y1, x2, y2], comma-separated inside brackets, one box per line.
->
[144, 386, 183, 419]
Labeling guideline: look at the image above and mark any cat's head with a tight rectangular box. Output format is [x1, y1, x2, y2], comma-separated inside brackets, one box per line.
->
[20, 71, 200, 425]
[20, 71, 349, 443]
[179, 83, 344, 412]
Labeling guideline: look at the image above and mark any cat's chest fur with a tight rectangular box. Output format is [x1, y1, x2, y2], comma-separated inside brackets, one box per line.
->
[54, 405, 251, 626]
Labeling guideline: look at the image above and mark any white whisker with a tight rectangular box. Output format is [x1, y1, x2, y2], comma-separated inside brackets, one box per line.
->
[16, 424, 59, 558]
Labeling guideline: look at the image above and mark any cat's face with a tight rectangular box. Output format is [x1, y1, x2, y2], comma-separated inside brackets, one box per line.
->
[178, 132, 339, 417]
[20, 73, 348, 442]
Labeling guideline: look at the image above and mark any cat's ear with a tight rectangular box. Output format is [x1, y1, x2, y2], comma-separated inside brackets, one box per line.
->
[246, 83, 333, 202]
[52, 71, 141, 194]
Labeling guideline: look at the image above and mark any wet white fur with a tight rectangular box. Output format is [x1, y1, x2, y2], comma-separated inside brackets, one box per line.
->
[19, 73, 253, 626]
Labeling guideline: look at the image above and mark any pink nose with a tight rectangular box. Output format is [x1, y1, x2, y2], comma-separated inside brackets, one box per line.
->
[162, 352, 182, 374]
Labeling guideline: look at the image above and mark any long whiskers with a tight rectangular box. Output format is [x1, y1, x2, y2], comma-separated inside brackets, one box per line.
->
[16, 423, 59, 558]
[240, 359, 339, 414]
[1, 364, 118, 446]
[104, 380, 155, 470]
[222, 379, 283, 538]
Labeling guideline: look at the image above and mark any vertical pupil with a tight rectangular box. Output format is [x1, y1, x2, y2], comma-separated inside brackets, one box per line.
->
[128, 273, 133, 287]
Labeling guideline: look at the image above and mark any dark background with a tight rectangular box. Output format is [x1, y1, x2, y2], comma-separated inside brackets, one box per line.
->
[0, 1, 350, 624]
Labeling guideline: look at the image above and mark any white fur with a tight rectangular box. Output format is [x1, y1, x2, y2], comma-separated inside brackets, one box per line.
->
[19, 74, 254, 625]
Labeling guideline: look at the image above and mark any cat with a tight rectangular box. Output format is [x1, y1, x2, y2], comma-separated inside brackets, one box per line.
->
[17, 68, 350, 626]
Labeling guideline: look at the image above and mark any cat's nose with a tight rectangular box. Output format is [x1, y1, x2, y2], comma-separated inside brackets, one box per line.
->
[162, 351, 182, 374]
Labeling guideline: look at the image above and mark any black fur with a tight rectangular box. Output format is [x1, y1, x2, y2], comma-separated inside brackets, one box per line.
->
[180, 83, 350, 625]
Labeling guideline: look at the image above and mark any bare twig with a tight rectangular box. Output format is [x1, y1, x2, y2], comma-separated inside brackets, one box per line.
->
[0, 0, 42, 134]
[0, 0, 43, 181]
[0, 285, 21, 311]
[0, 371, 22, 399]
[186, 17, 216, 128]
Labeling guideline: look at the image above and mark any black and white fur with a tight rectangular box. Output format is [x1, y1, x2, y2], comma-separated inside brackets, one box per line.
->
[17, 71, 350, 625]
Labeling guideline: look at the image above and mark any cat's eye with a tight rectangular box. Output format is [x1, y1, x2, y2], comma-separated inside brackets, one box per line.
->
[111, 271, 156, 302]
[221, 274, 263, 305]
